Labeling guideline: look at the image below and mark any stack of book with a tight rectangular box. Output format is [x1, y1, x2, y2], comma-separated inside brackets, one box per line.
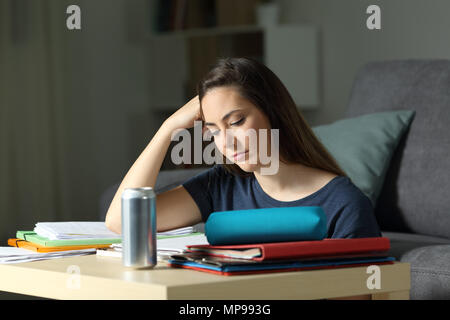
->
[1, 222, 121, 264]
[153, 0, 262, 33]
[154, 0, 216, 33]
[3, 222, 207, 264]
[9, 222, 122, 252]
[167, 237, 395, 276]
[1, 222, 120, 264]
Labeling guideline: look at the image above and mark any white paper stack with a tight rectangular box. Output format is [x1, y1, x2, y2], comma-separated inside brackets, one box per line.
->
[97, 233, 209, 258]
[34, 222, 121, 240]
[34, 222, 195, 240]
[0, 247, 96, 264]
[157, 226, 194, 237]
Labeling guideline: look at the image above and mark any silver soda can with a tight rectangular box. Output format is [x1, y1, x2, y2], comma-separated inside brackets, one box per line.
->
[121, 187, 157, 268]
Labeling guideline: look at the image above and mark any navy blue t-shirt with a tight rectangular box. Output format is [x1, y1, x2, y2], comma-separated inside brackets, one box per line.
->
[182, 165, 381, 239]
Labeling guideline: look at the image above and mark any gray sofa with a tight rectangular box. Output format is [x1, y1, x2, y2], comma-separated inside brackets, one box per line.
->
[344, 59, 450, 300]
[100, 59, 450, 300]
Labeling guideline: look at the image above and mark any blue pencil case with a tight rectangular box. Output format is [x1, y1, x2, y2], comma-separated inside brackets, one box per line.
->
[205, 206, 328, 245]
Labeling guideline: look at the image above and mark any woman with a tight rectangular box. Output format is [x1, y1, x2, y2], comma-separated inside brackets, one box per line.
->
[105, 57, 381, 239]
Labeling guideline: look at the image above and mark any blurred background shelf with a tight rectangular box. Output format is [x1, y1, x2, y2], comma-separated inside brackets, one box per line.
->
[148, 25, 265, 39]
[147, 24, 320, 111]
[146, 0, 320, 117]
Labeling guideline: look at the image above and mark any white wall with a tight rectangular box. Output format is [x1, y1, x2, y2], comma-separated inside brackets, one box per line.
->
[278, 0, 450, 126]
[62, 0, 153, 221]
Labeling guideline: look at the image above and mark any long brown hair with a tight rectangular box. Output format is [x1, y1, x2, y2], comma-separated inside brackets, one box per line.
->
[197, 57, 347, 178]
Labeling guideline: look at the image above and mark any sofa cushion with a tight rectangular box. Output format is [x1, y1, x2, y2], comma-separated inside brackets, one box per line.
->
[400, 245, 450, 300]
[345, 60, 450, 239]
[382, 231, 450, 300]
[313, 110, 415, 206]
[382, 231, 450, 260]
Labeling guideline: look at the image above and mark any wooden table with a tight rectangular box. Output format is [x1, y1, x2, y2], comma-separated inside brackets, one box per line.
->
[0, 255, 410, 300]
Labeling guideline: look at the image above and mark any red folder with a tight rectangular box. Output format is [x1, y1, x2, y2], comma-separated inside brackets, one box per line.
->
[187, 237, 390, 261]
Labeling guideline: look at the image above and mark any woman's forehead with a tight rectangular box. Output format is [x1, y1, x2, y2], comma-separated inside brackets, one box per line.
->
[202, 87, 253, 119]
[202, 87, 242, 107]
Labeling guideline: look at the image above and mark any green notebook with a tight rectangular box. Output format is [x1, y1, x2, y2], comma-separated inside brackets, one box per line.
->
[16, 231, 122, 247]
[16, 231, 204, 247]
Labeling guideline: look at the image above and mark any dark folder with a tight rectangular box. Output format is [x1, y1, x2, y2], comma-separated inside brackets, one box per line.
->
[167, 254, 395, 276]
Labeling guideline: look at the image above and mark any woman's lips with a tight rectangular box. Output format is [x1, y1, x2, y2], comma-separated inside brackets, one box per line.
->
[233, 151, 249, 161]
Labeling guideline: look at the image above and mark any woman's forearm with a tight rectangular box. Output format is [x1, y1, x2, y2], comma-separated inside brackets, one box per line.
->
[105, 120, 176, 234]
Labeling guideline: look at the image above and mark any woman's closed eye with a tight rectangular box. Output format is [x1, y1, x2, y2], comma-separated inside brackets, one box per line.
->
[208, 118, 245, 136]
[231, 118, 245, 126]
[205, 118, 246, 138]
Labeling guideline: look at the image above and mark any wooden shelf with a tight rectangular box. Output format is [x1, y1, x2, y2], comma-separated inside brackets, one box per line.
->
[147, 24, 320, 111]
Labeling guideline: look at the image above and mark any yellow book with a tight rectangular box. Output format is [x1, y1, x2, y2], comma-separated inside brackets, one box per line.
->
[8, 238, 111, 253]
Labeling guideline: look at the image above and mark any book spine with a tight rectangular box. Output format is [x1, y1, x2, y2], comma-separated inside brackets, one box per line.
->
[169, 0, 177, 31]
[180, 0, 188, 30]
[173, 0, 186, 31]
[156, 0, 171, 32]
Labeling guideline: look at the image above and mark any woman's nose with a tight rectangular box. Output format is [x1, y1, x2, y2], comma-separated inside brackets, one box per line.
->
[222, 131, 236, 155]
[224, 130, 249, 156]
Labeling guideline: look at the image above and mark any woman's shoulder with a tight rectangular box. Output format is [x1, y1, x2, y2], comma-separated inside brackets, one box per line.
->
[323, 174, 372, 207]
[324, 175, 380, 238]
[317, 171, 367, 202]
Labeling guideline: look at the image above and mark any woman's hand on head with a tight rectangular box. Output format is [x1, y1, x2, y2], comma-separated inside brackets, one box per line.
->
[165, 95, 202, 131]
